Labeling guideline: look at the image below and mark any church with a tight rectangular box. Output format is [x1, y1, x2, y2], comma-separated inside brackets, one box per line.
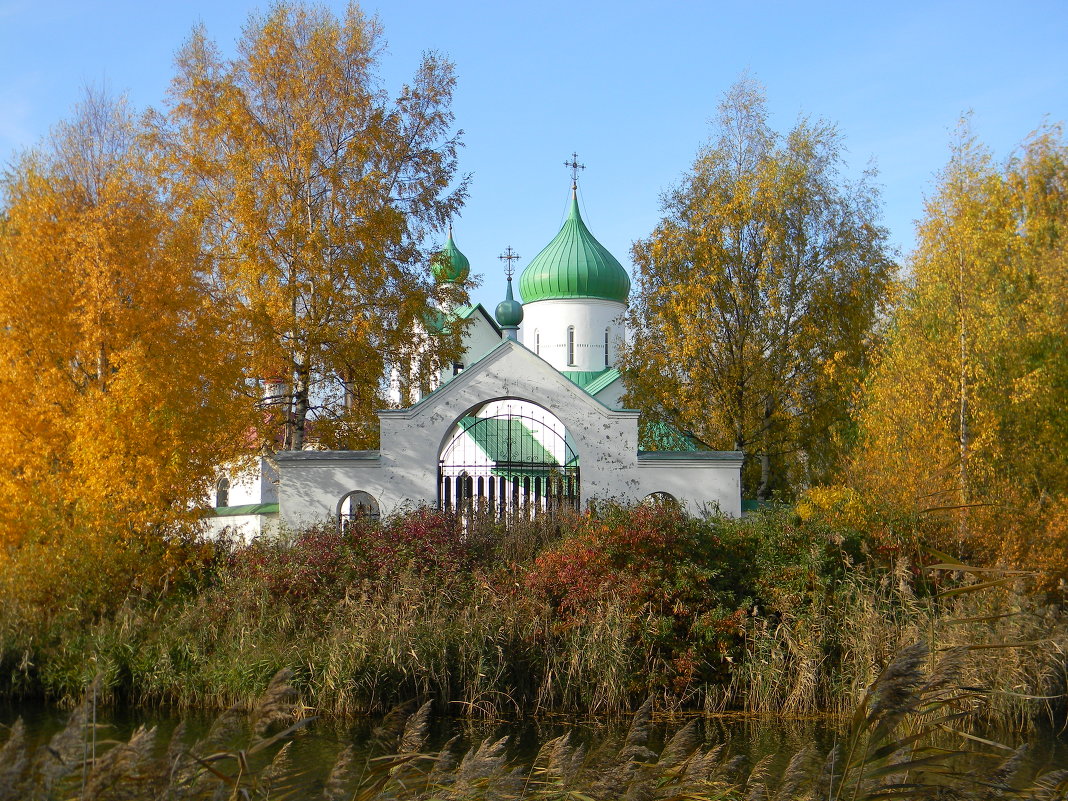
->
[208, 175, 742, 539]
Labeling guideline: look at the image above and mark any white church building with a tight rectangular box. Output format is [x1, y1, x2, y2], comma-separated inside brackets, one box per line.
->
[208, 180, 742, 538]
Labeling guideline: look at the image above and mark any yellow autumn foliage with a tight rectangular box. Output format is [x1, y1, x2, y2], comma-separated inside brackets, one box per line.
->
[795, 485, 870, 532]
[0, 91, 252, 565]
[151, 1, 469, 449]
[623, 78, 896, 499]
[855, 123, 1068, 569]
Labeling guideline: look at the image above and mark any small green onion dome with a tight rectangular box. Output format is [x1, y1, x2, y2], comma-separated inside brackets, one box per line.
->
[495, 278, 524, 327]
[519, 191, 630, 303]
[432, 227, 470, 284]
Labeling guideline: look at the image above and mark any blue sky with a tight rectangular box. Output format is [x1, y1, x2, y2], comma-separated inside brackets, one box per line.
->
[2, 1, 1066, 311]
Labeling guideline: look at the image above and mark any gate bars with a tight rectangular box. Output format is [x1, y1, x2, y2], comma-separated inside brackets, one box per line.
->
[438, 404, 580, 520]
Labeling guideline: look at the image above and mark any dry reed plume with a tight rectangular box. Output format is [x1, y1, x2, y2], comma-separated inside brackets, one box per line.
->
[1, 647, 1066, 800]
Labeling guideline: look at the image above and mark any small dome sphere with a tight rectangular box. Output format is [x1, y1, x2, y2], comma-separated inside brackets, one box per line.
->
[495, 297, 524, 327]
[432, 229, 470, 284]
[421, 308, 447, 334]
[495, 275, 524, 327]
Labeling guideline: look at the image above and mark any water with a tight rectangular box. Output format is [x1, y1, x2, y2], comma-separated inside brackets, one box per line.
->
[1, 700, 1066, 797]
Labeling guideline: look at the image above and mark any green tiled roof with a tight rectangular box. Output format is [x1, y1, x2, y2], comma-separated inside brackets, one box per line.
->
[422, 304, 502, 336]
[519, 191, 630, 303]
[561, 369, 609, 389]
[214, 503, 279, 516]
[639, 421, 709, 452]
[561, 367, 620, 395]
[584, 368, 620, 395]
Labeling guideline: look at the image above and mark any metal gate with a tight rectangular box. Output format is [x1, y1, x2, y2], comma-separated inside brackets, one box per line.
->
[438, 405, 579, 519]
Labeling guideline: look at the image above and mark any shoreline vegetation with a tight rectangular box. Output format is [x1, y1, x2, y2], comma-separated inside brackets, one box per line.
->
[1, 501, 1064, 729]
[2, 634, 1067, 798]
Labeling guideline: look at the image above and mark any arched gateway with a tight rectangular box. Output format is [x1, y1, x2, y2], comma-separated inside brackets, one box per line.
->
[438, 400, 579, 517]
[274, 335, 742, 529]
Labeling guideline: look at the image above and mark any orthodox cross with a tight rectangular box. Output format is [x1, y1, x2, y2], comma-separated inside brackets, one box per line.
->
[498, 246, 521, 279]
[564, 152, 585, 189]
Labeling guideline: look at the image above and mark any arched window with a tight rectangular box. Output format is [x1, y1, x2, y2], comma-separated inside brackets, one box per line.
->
[604, 327, 610, 367]
[643, 491, 679, 508]
[337, 490, 381, 531]
[534, 329, 540, 355]
[566, 326, 575, 365]
[215, 477, 230, 508]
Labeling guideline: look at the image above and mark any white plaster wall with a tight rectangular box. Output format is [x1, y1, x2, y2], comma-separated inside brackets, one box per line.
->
[204, 513, 278, 544]
[402, 307, 503, 404]
[278, 341, 647, 528]
[635, 460, 743, 517]
[441, 311, 502, 385]
[591, 375, 626, 410]
[212, 457, 278, 507]
[276, 455, 390, 530]
[520, 299, 627, 372]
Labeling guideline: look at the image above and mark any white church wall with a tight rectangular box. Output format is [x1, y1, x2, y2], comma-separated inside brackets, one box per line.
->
[635, 457, 743, 517]
[275, 452, 389, 530]
[393, 306, 504, 405]
[275, 342, 743, 530]
[378, 342, 641, 507]
[520, 298, 626, 372]
[461, 310, 504, 366]
[214, 457, 278, 507]
[204, 512, 278, 544]
[590, 375, 626, 409]
[277, 341, 654, 529]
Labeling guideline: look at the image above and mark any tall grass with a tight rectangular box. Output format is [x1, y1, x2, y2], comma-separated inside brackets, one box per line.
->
[0, 503, 1065, 728]
[2, 654, 1066, 800]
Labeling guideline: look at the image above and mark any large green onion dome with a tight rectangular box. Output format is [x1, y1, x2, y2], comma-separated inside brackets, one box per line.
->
[432, 227, 470, 284]
[519, 191, 630, 303]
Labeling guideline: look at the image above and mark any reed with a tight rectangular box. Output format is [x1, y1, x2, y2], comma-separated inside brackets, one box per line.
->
[1, 504, 1065, 728]
[2, 652, 1066, 800]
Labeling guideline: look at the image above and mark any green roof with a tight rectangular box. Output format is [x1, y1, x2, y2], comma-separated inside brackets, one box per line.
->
[639, 421, 709, 452]
[432, 229, 470, 284]
[214, 503, 279, 516]
[422, 304, 501, 336]
[519, 191, 630, 303]
[561, 367, 620, 395]
[459, 415, 565, 476]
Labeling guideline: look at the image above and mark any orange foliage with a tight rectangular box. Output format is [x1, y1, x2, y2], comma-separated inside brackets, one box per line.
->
[0, 91, 253, 565]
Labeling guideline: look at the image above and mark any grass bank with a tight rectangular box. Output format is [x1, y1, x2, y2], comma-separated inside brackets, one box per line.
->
[0, 501, 1065, 727]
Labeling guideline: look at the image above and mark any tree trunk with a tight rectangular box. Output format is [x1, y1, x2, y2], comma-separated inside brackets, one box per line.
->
[291, 364, 311, 451]
[958, 252, 970, 542]
[757, 451, 771, 501]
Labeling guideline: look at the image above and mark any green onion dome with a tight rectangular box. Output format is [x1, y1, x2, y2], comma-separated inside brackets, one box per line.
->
[495, 277, 524, 327]
[432, 227, 470, 284]
[519, 191, 630, 303]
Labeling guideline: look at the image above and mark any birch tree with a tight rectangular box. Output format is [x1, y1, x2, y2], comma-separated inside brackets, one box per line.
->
[623, 79, 895, 498]
[857, 123, 1068, 552]
[153, 2, 468, 450]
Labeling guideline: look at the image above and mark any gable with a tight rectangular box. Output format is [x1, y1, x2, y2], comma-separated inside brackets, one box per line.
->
[384, 339, 634, 426]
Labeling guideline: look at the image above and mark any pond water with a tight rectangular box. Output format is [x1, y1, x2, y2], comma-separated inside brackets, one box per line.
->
[2, 699, 1066, 798]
